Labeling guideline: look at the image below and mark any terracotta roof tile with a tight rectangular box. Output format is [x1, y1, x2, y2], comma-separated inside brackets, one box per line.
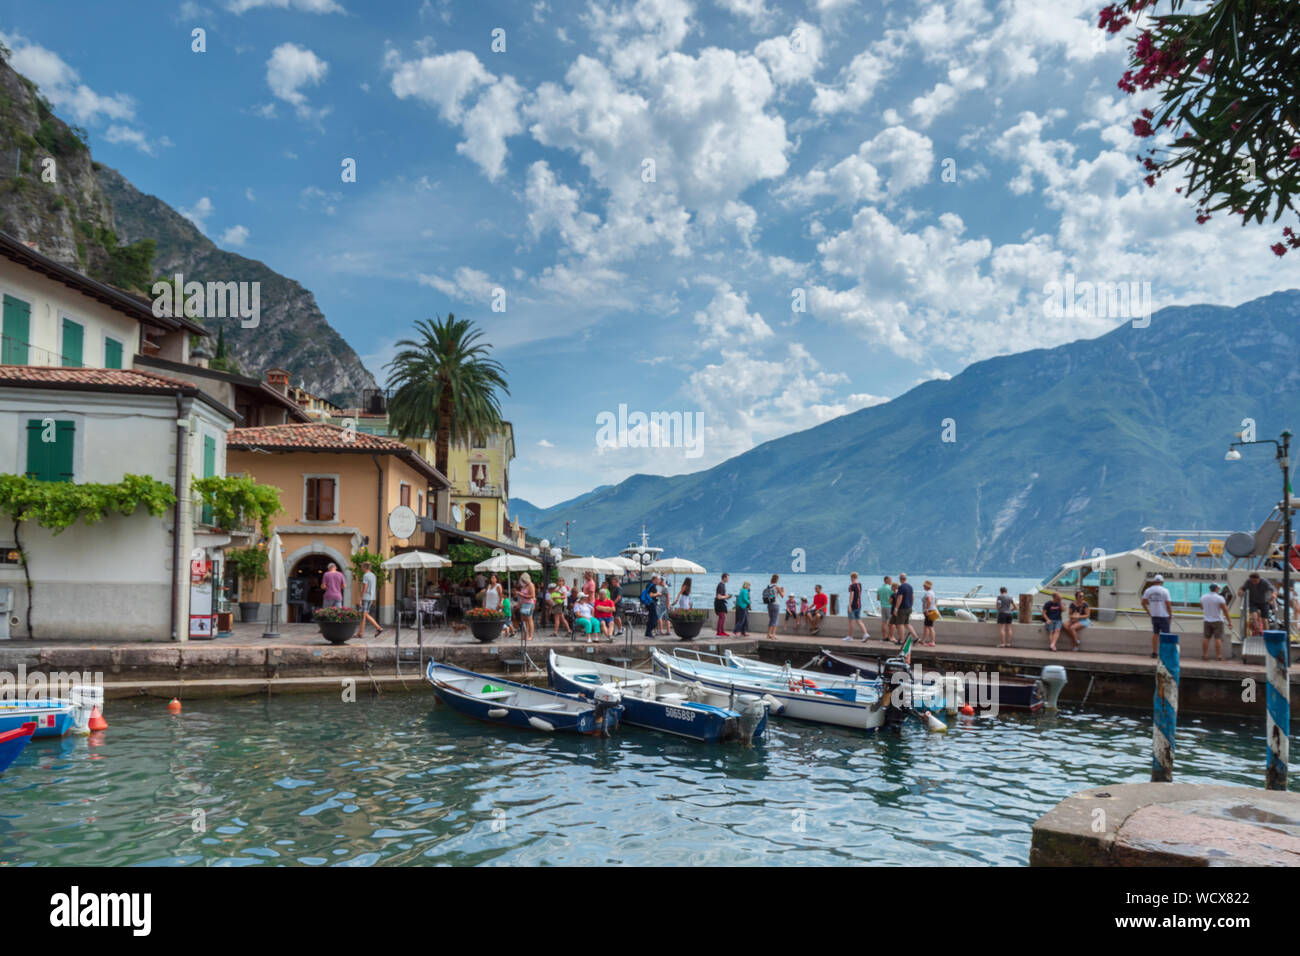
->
[0, 365, 198, 390]
[227, 423, 448, 486]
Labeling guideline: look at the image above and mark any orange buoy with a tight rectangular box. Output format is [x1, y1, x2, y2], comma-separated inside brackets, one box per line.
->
[88, 706, 108, 731]
[960, 703, 975, 716]
[167, 698, 182, 714]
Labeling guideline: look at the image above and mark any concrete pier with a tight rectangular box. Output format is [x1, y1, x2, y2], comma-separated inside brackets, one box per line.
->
[0, 616, 1294, 717]
[1031, 782, 1300, 866]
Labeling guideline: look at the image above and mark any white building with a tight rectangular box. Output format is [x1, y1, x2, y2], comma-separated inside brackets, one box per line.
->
[0, 232, 229, 641]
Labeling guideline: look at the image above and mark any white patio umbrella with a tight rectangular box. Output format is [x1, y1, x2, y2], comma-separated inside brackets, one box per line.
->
[603, 556, 641, 572]
[557, 555, 622, 576]
[647, 556, 707, 575]
[262, 533, 287, 639]
[474, 552, 543, 604]
[381, 551, 451, 670]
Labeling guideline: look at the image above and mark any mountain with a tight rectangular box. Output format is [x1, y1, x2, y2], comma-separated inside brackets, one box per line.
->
[0, 52, 375, 405]
[521, 290, 1300, 574]
[510, 486, 611, 540]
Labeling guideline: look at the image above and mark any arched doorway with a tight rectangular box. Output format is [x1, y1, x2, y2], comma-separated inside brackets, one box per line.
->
[288, 554, 335, 622]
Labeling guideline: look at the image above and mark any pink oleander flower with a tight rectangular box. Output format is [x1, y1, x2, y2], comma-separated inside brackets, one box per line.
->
[1133, 118, 1155, 137]
[1273, 243, 1289, 257]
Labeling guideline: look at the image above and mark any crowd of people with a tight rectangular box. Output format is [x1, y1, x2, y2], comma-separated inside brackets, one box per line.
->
[451, 566, 1299, 661]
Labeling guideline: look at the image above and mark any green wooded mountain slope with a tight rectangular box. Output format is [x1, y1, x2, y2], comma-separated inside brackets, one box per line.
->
[522, 290, 1300, 573]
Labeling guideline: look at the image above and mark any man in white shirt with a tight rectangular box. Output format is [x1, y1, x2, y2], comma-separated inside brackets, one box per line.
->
[1200, 583, 1229, 661]
[355, 562, 383, 638]
[1141, 574, 1173, 659]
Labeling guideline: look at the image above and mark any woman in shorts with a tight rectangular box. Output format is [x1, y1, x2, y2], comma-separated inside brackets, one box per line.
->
[920, 580, 938, 647]
[1065, 589, 1090, 650]
[995, 586, 1015, 647]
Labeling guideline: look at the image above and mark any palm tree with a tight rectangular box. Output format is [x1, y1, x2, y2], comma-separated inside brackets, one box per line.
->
[385, 314, 510, 487]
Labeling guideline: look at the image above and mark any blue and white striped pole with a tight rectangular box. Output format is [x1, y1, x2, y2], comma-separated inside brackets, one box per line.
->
[1265, 630, 1289, 791]
[1152, 632, 1179, 782]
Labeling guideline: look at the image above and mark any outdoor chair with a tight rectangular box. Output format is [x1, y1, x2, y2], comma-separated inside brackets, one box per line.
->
[398, 597, 417, 627]
[425, 597, 447, 628]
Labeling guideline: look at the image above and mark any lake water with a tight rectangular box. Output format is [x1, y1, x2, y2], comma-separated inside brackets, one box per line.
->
[0, 693, 1273, 866]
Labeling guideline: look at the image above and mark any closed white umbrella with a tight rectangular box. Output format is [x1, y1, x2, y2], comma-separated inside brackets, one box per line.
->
[262, 533, 287, 639]
[648, 556, 707, 575]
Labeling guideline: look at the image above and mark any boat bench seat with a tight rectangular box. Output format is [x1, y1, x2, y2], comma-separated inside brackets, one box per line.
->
[529, 703, 568, 712]
[479, 691, 516, 701]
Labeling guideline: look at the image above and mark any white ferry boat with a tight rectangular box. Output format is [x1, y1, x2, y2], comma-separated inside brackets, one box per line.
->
[937, 504, 1296, 637]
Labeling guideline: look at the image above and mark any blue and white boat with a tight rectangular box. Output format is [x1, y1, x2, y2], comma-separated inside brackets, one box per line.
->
[548, 651, 767, 743]
[425, 660, 623, 736]
[651, 647, 887, 732]
[721, 649, 949, 712]
[0, 721, 37, 774]
[0, 699, 76, 738]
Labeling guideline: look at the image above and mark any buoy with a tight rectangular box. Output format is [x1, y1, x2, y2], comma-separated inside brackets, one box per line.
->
[761, 694, 785, 715]
[960, 703, 975, 716]
[167, 698, 182, 714]
[88, 706, 108, 731]
[924, 712, 948, 733]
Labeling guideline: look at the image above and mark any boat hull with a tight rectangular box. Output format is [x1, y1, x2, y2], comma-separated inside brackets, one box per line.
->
[0, 701, 76, 738]
[425, 660, 622, 736]
[817, 650, 1044, 713]
[548, 657, 763, 743]
[0, 721, 36, 773]
[652, 650, 884, 732]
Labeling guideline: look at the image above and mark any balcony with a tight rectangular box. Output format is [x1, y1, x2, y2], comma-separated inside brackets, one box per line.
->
[455, 483, 503, 499]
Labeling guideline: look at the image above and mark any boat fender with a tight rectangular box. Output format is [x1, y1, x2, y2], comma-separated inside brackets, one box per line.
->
[761, 694, 785, 715]
[954, 609, 977, 623]
[924, 712, 948, 733]
[528, 716, 556, 732]
[488, 708, 508, 718]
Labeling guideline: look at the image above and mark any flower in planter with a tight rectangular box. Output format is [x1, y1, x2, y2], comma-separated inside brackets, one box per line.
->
[668, 609, 707, 621]
[315, 606, 364, 624]
[465, 607, 505, 621]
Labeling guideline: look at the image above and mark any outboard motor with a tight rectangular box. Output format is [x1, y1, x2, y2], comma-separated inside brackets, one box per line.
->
[1039, 665, 1068, 710]
[592, 684, 623, 736]
[881, 657, 913, 730]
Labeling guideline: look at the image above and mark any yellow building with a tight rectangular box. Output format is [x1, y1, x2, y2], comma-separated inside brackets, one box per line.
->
[325, 410, 524, 546]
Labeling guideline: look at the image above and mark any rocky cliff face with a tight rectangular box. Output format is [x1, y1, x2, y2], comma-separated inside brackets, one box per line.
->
[0, 53, 376, 405]
[0, 57, 116, 276]
[98, 165, 377, 405]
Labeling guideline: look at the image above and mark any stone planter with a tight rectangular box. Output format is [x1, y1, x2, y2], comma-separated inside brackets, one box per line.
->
[670, 616, 704, 640]
[318, 621, 355, 644]
[469, 619, 505, 643]
[239, 601, 262, 623]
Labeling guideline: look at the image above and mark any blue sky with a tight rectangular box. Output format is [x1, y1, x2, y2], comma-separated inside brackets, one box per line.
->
[4, 0, 1298, 508]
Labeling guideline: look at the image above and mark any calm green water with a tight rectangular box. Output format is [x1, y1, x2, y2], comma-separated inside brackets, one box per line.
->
[0, 693, 1272, 866]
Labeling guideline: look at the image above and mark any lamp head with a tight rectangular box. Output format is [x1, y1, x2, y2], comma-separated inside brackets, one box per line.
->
[1225, 448, 1242, 461]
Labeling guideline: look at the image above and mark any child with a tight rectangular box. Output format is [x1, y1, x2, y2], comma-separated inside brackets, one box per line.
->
[785, 593, 800, 632]
[501, 594, 514, 638]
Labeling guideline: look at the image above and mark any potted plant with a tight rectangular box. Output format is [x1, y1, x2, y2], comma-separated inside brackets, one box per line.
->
[464, 606, 506, 643]
[314, 606, 363, 644]
[227, 545, 268, 623]
[668, 608, 706, 640]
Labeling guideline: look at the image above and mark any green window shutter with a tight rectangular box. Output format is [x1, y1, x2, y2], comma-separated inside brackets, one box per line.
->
[2, 295, 31, 365]
[201, 435, 216, 524]
[105, 338, 123, 369]
[61, 319, 84, 367]
[26, 419, 75, 482]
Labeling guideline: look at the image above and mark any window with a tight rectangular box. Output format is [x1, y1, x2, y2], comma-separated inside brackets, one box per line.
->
[2, 294, 30, 365]
[399, 483, 411, 507]
[1051, 568, 1080, 588]
[417, 490, 424, 516]
[60, 318, 84, 368]
[26, 418, 75, 482]
[104, 336, 124, 369]
[463, 503, 481, 533]
[471, 432, 487, 449]
[201, 434, 216, 524]
[304, 477, 337, 521]
[471, 463, 488, 487]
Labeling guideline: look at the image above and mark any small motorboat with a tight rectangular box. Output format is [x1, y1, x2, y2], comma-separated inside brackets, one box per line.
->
[651, 647, 889, 732]
[425, 660, 623, 736]
[548, 651, 767, 743]
[0, 699, 76, 738]
[0, 721, 37, 774]
[813, 649, 1048, 713]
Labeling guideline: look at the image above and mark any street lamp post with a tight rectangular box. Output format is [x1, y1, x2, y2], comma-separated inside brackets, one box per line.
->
[1226, 428, 1292, 790]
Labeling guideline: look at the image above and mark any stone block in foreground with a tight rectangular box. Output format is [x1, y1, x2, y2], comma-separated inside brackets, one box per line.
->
[1031, 782, 1300, 866]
